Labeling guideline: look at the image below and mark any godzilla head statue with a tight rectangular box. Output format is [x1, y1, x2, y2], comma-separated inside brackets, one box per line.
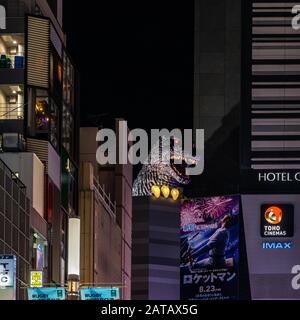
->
[132, 136, 199, 197]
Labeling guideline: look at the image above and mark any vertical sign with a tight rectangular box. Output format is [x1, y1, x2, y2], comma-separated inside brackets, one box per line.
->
[0, 255, 16, 300]
[180, 195, 240, 300]
[30, 271, 43, 288]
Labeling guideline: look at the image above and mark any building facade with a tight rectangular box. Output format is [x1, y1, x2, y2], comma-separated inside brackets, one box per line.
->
[80, 125, 133, 300]
[0, 0, 80, 299]
[241, 0, 300, 192]
[79, 162, 122, 291]
[0, 158, 30, 300]
[192, 0, 300, 300]
[240, 1, 300, 300]
[191, 0, 241, 196]
[132, 197, 180, 300]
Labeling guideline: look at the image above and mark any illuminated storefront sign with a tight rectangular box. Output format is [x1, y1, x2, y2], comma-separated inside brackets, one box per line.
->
[80, 287, 120, 300]
[27, 287, 66, 300]
[258, 172, 300, 183]
[30, 271, 43, 288]
[260, 204, 294, 238]
[0, 255, 16, 300]
[0, 255, 15, 287]
[262, 242, 292, 250]
[242, 195, 300, 299]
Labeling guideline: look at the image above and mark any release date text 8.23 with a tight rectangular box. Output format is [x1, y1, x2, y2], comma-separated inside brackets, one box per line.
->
[100, 304, 199, 318]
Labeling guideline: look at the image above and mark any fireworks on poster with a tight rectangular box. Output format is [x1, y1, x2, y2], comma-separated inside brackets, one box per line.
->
[180, 195, 240, 300]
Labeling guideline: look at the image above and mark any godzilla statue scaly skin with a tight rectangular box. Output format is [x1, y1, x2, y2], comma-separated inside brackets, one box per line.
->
[132, 136, 198, 196]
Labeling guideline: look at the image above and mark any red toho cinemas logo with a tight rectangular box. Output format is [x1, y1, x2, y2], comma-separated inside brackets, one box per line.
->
[261, 204, 294, 238]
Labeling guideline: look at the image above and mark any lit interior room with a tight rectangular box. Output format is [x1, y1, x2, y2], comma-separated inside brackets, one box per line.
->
[0, 85, 24, 120]
[0, 34, 25, 69]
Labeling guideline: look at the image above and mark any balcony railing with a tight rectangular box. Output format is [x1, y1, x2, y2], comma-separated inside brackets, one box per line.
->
[0, 157, 26, 190]
[0, 103, 24, 120]
[0, 54, 25, 69]
[93, 176, 117, 220]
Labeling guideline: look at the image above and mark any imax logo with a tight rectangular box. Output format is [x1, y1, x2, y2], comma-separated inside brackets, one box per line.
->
[262, 242, 292, 250]
[0, 5, 6, 30]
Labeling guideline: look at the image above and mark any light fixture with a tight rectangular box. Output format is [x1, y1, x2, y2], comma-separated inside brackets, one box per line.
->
[161, 185, 170, 198]
[13, 40, 17, 45]
[68, 218, 80, 299]
[12, 90, 17, 94]
[171, 188, 180, 201]
[66, 158, 71, 172]
[151, 185, 161, 199]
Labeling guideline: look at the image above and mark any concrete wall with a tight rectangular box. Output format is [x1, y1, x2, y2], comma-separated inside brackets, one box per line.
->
[80, 124, 133, 299]
[0, 88, 6, 106]
[0, 37, 6, 54]
[80, 162, 122, 288]
[48, 143, 61, 190]
[80, 127, 99, 172]
[0, 152, 44, 217]
[194, 0, 241, 143]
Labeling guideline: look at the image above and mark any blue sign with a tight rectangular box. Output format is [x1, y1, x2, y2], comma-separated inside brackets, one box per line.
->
[262, 242, 292, 249]
[0, 255, 16, 300]
[0, 255, 16, 288]
[80, 287, 120, 300]
[27, 287, 66, 300]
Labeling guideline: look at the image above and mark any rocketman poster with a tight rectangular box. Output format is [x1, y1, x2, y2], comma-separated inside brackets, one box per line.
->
[180, 195, 239, 300]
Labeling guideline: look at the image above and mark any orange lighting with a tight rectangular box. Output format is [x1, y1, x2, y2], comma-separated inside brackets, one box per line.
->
[58, 64, 62, 83]
[171, 188, 180, 201]
[161, 185, 170, 198]
[151, 185, 161, 199]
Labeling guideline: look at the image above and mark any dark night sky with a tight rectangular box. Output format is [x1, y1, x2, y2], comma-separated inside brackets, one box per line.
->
[63, 1, 194, 132]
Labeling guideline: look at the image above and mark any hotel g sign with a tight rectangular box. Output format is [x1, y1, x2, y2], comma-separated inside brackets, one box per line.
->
[258, 172, 300, 183]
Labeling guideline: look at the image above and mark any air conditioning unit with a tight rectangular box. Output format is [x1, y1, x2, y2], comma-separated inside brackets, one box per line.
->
[2, 133, 25, 151]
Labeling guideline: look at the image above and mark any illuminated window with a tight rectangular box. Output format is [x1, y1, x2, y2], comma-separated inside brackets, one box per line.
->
[35, 93, 49, 132]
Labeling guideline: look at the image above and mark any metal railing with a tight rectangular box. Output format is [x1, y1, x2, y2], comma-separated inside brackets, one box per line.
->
[0, 103, 24, 120]
[0, 157, 26, 190]
[0, 53, 25, 69]
[93, 176, 117, 220]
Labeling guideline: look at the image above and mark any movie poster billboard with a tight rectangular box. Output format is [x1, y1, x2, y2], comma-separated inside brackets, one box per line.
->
[180, 195, 240, 300]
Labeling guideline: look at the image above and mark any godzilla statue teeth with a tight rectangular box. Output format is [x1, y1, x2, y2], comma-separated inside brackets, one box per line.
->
[132, 136, 197, 197]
